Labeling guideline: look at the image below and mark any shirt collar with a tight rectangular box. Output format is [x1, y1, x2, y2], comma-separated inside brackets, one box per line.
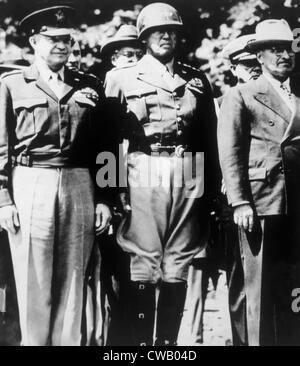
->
[144, 54, 175, 76]
[263, 71, 290, 91]
[35, 58, 65, 82]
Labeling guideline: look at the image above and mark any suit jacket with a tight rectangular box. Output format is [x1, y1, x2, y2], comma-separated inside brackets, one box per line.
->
[105, 54, 220, 198]
[0, 64, 114, 207]
[218, 73, 300, 216]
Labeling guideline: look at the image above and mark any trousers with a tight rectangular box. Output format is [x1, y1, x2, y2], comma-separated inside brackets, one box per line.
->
[117, 152, 209, 283]
[8, 166, 95, 346]
[239, 215, 300, 345]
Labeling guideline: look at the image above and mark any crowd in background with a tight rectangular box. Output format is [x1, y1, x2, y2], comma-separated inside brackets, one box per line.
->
[1, 0, 300, 95]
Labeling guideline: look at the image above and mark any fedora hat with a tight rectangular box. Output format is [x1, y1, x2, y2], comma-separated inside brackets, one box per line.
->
[247, 19, 294, 51]
[222, 34, 257, 64]
[101, 25, 143, 55]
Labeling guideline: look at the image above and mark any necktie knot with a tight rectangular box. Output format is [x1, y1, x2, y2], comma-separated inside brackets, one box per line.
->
[49, 72, 63, 98]
[280, 83, 292, 99]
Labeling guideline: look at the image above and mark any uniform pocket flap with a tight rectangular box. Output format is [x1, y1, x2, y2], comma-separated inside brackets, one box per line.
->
[125, 86, 157, 99]
[13, 98, 48, 110]
[248, 167, 267, 180]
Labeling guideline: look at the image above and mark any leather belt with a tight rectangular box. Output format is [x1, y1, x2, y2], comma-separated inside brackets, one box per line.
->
[12, 154, 82, 168]
[136, 143, 188, 158]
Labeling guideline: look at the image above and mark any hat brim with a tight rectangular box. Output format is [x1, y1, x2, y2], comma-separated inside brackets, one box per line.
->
[101, 38, 143, 55]
[231, 52, 257, 62]
[246, 39, 293, 51]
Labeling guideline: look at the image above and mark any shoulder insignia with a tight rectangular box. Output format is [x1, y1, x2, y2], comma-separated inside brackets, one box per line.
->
[178, 62, 200, 73]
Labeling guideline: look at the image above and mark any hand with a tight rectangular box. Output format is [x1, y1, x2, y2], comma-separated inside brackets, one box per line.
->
[221, 178, 226, 195]
[233, 204, 254, 232]
[0, 205, 20, 234]
[117, 192, 131, 216]
[95, 203, 112, 236]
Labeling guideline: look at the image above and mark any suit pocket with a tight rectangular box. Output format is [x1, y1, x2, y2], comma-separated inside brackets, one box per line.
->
[13, 98, 48, 139]
[248, 167, 267, 181]
[125, 86, 162, 123]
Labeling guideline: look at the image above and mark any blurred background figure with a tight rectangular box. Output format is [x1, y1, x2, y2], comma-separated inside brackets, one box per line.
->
[222, 34, 261, 84]
[66, 36, 81, 71]
[101, 24, 144, 69]
[100, 24, 144, 346]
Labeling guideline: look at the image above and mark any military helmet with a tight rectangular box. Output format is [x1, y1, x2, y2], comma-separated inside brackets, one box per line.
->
[137, 2, 183, 39]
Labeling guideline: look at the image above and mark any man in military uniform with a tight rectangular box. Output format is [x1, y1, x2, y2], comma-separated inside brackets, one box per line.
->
[105, 3, 219, 346]
[0, 5, 112, 346]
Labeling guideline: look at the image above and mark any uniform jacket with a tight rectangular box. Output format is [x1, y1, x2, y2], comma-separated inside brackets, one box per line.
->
[0, 64, 115, 207]
[104, 54, 220, 198]
[218, 74, 300, 216]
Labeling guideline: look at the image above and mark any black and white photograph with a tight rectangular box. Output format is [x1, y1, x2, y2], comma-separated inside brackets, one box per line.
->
[0, 0, 300, 350]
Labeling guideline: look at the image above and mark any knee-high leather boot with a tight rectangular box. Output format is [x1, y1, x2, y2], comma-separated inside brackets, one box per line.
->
[155, 282, 187, 346]
[127, 281, 156, 346]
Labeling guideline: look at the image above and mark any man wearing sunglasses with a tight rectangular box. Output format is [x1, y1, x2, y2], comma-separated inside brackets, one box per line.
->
[101, 25, 144, 69]
[0, 5, 113, 346]
[218, 19, 300, 345]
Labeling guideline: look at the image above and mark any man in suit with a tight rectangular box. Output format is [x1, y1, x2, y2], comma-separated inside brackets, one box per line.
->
[218, 19, 300, 345]
[0, 5, 112, 346]
[105, 2, 219, 346]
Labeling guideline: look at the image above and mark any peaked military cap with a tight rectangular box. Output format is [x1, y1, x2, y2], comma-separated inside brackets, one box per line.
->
[19, 5, 75, 36]
[222, 34, 257, 64]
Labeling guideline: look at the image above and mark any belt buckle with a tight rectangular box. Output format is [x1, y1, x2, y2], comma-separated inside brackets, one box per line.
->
[20, 155, 32, 167]
[175, 145, 185, 158]
[151, 142, 161, 153]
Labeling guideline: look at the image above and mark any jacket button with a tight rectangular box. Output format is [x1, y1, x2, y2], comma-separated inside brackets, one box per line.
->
[177, 117, 182, 122]
[177, 130, 183, 136]
[269, 120, 275, 126]
[279, 165, 284, 173]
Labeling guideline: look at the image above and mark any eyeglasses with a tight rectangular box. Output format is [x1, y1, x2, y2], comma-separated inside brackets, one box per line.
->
[115, 50, 144, 60]
[268, 45, 295, 56]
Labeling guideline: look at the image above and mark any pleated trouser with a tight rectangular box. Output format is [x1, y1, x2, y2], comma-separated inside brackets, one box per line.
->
[8, 166, 95, 346]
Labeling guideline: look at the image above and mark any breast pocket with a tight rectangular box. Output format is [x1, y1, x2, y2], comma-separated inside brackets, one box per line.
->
[125, 86, 162, 123]
[13, 98, 48, 139]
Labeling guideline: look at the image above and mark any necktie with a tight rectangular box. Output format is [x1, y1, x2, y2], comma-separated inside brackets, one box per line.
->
[280, 83, 293, 111]
[49, 73, 63, 99]
[280, 83, 292, 100]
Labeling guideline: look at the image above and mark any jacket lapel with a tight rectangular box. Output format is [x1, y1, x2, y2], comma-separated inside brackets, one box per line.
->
[137, 56, 170, 92]
[172, 62, 188, 91]
[254, 75, 292, 125]
[282, 95, 300, 143]
[60, 68, 76, 101]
